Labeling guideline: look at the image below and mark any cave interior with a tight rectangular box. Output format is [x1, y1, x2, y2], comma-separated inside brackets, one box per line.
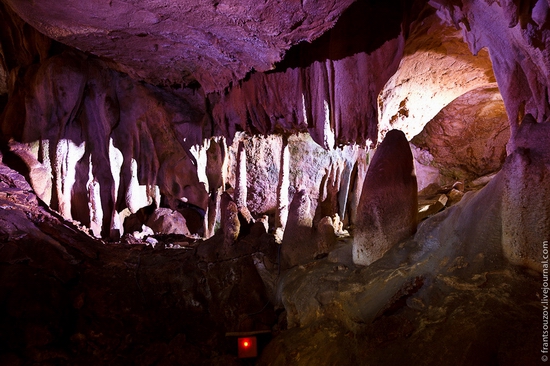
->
[0, 0, 549, 365]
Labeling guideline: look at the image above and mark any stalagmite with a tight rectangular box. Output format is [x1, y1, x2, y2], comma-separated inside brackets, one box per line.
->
[502, 114, 550, 271]
[221, 192, 240, 250]
[234, 141, 247, 211]
[353, 129, 418, 266]
[281, 189, 314, 267]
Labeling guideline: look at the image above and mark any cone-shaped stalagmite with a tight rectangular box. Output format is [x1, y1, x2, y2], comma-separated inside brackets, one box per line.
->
[353, 129, 418, 266]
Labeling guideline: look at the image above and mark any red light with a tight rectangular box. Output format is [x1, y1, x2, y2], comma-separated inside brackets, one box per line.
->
[238, 337, 257, 358]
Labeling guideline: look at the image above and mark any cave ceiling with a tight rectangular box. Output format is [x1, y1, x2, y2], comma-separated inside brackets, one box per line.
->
[2, 0, 550, 134]
[2, 0, 356, 92]
[0, 0, 549, 155]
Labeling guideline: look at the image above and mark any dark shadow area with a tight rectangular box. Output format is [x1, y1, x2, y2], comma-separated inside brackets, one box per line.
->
[0, 95, 7, 116]
[273, 0, 426, 72]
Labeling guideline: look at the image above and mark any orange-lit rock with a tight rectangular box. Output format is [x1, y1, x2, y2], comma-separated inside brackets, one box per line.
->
[430, 0, 550, 132]
[411, 84, 510, 182]
[378, 10, 496, 141]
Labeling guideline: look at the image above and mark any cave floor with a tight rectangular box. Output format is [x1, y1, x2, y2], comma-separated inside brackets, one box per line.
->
[0, 162, 543, 366]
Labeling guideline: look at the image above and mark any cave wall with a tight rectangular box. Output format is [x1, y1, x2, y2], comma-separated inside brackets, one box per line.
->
[1, 48, 209, 238]
[0, 0, 549, 267]
[430, 0, 550, 137]
[0, 42, 370, 243]
[0, 1, 377, 241]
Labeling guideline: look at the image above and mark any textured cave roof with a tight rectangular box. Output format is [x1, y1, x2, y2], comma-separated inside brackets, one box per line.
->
[3, 0, 355, 92]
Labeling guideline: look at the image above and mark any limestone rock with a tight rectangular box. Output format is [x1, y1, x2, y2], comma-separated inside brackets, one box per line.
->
[6, 140, 52, 205]
[0, 161, 276, 364]
[417, 194, 448, 221]
[327, 242, 354, 266]
[221, 192, 240, 250]
[316, 216, 338, 257]
[146, 208, 191, 236]
[501, 115, 550, 271]
[411, 144, 446, 192]
[270, 250, 539, 366]
[409, 114, 550, 273]
[378, 11, 496, 141]
[0, 51, 208, 238]
[431, 0, 550, 128]
[447, 188, 464, 206]
[132, 224, 154, 240]
[353, 129, 418, 266]
[2, 0, 355, 92]
[411, 85, 510, 182]
[212, 35, 406, 147]
[224, 132, 368, 240]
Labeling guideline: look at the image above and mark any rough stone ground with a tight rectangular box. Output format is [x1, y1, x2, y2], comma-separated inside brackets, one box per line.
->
[265, 238, 540, 366]
[0, 160, 279, 365]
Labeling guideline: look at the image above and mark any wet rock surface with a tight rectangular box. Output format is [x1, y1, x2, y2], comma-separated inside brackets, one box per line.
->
[265, 255, 539, 366]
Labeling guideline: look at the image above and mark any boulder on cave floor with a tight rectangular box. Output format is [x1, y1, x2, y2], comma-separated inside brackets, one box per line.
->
[411, 85, 509, 183]
[146, 207, 191, 236]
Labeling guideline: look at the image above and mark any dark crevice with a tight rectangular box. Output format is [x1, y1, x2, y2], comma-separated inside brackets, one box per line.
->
[273, 0, 425, 72]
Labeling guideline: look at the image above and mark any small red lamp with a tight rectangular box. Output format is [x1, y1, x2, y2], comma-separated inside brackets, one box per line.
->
[237, 336, 258, 358]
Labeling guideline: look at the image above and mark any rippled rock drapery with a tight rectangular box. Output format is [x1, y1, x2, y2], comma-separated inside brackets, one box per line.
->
[210, 0, 421, 147]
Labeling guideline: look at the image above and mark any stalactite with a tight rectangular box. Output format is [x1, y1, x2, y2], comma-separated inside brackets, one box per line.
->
[235, 140, 247, 211]
[337, 160, 354, 221]
[275, 136, 290, 243]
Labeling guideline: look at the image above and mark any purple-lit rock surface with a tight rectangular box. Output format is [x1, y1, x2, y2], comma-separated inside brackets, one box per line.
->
[2, 0, 355, 92]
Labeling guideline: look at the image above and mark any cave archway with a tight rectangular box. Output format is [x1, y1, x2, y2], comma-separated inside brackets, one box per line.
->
[376, 10, 510, 190]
